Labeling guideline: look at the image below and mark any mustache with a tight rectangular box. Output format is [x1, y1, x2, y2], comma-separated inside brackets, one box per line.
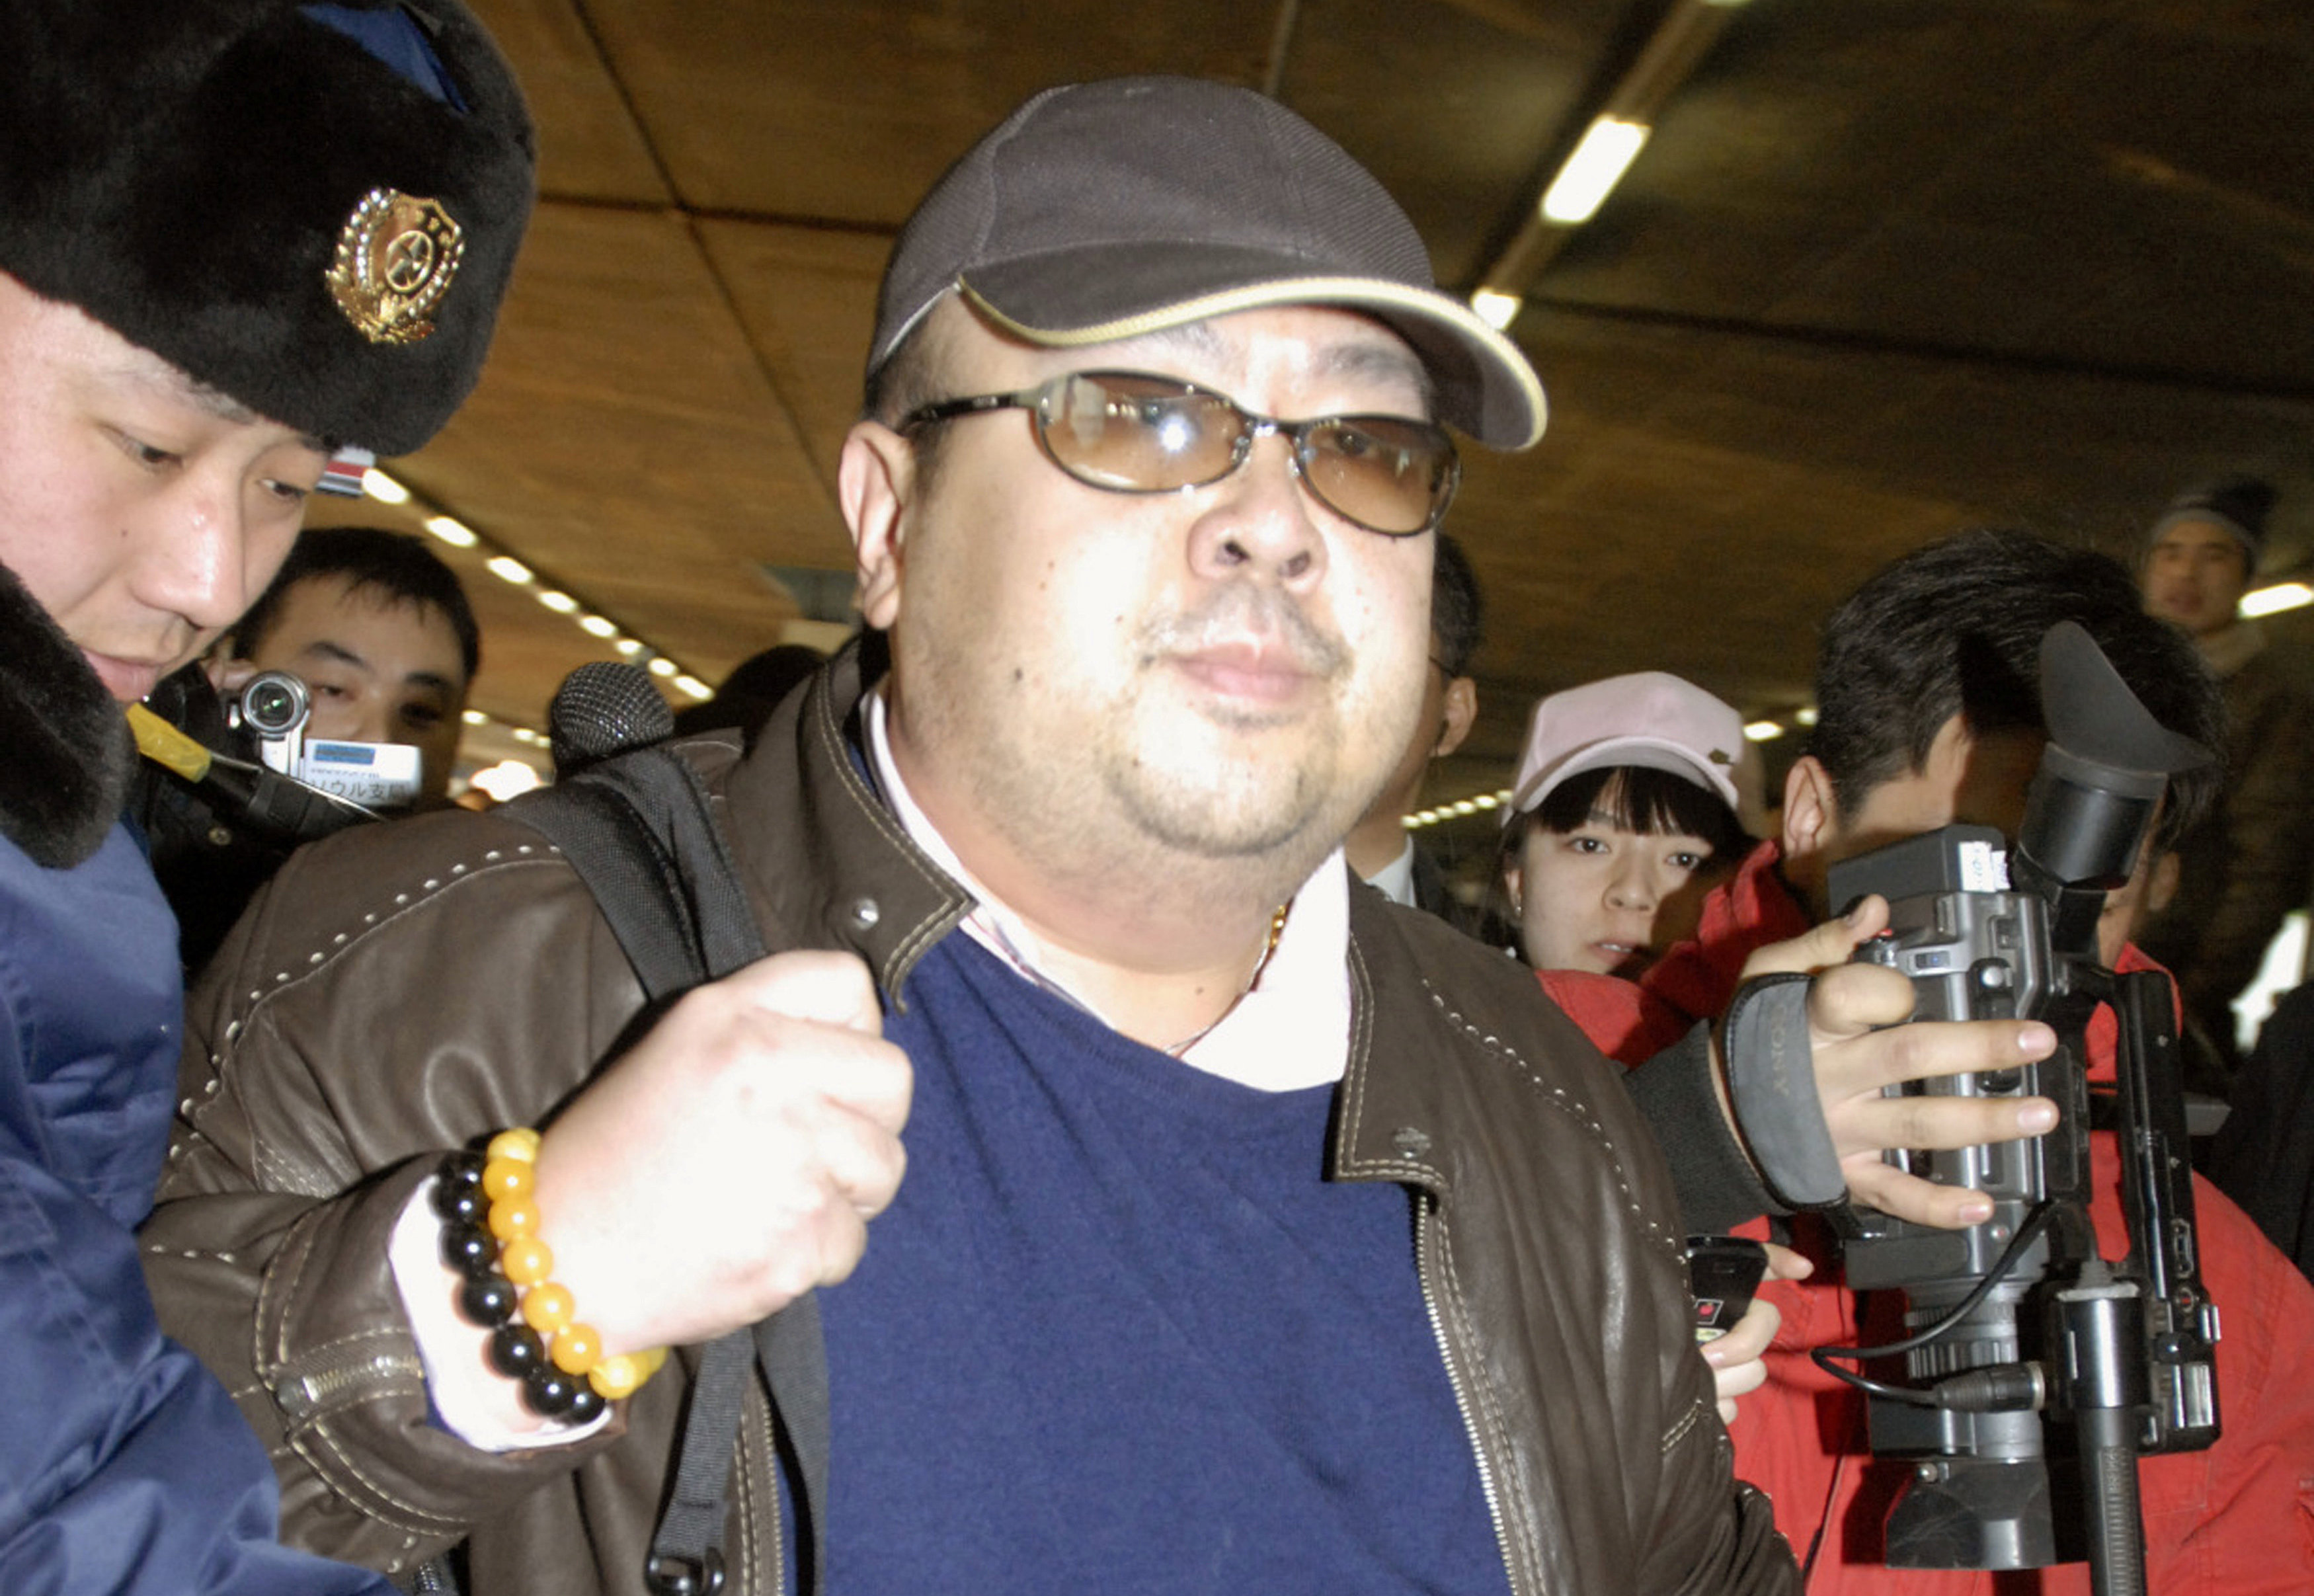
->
[1138, 584, 1349, 678]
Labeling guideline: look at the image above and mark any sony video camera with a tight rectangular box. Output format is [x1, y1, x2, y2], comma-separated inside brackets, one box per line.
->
[1817, 621, 2220, 1588]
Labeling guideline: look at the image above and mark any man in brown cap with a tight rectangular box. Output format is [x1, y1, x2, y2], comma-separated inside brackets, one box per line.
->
[0, 1, 531, 1588]
[148, 75, 2046, 1596]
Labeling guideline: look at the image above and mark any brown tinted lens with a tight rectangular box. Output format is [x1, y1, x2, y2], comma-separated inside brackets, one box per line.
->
[1039, 374, 1244, 491]
[1299, 417, 1457, 535]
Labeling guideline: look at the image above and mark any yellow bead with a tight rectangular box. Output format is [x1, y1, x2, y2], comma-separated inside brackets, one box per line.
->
[485, 1196, 538, 1242]
[549, 1322, 603, 1375]
[481, 1157, 533, 1202]
[486, 1127, 541, 1164]
[588, 1352, 649, 1400]
[637, 1345, 668, 1377]
[500, 1236, 553, 1285]
[518, 1281, 574, 1334]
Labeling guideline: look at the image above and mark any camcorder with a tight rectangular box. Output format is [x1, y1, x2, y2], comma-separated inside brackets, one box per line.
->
[232, 670, 424, 813]
[1807, 622, 2220, 1593]
[128, 666, 417, 846]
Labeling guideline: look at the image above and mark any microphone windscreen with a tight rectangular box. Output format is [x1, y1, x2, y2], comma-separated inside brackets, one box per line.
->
[550, 662, 674, 774]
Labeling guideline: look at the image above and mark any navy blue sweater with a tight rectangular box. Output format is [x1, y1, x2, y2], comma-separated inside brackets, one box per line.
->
[810, 930, 1513, 1593]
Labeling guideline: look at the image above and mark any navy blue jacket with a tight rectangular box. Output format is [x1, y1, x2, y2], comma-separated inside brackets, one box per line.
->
[0, 562, 389, 1595]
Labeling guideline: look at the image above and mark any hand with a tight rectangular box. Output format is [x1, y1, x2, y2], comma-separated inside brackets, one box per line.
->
[1702, 1242, 1810, 1426]
[528, 949, 910, 1354]
[1731, 895, 2058, 1228]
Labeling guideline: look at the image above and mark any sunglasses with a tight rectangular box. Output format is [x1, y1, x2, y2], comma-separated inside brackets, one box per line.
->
[899, 370, 1460, 538]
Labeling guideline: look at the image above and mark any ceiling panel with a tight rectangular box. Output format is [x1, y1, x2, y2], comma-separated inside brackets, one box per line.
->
[347, 0, 2314, 809]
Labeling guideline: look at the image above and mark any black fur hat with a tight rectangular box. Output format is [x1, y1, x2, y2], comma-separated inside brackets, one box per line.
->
[0, 1, 535, 457]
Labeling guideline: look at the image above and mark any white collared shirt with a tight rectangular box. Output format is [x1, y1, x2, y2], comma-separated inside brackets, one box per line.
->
[863, 690, 1352, 1092]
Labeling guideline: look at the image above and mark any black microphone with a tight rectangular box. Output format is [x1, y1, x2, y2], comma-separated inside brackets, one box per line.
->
[549, 662, 674, 776]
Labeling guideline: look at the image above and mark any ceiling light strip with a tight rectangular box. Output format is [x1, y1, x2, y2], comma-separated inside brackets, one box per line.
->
[364, 468, 716, 710]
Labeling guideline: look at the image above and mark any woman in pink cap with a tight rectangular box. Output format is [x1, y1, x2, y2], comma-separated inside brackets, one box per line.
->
[1501, 672, 1753, 979]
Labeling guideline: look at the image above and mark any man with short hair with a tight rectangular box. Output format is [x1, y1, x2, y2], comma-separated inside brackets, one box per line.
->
[1548, 528, 2314, 1595]
[0, 0, 532, 1586]
[147, 77, 2034, 1595]
[227, 525, 482, 807]
[2135, 475, 2314, 1082]
[1345, 531, 1486, 922]
[138, 525, 484, 969]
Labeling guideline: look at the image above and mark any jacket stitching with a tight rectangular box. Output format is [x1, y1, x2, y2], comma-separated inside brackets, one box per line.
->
[1423, 983, 1679, 1257]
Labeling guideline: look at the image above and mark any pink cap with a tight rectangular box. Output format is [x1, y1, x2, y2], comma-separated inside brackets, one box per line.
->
[1509, 672, 1746, 818]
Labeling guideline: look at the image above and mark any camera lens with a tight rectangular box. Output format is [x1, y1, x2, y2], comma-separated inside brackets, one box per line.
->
[239, 672, 309, 736]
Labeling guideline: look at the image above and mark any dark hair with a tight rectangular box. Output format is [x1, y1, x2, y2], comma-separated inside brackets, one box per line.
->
[670, 643, 827, 742]
[231, 525, 481, 683]
[1431, 532, 1484, 676]
[1812, 528, 2221, 851]
[1533, 764, 1751, 858]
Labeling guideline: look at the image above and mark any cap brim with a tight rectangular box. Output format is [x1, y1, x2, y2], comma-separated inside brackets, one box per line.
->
[1510, 739, 1740, 818]
[959, 244, 1545, 450]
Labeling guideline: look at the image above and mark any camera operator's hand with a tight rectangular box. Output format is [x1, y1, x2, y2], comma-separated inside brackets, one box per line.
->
[527, 949, 910, 1355]
[1732, 895, 2059, 1228]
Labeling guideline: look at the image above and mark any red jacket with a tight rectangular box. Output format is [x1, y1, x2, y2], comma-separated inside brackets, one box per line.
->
[1546, 840, 2314, 1593]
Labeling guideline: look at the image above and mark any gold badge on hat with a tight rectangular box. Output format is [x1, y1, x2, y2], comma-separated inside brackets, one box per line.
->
[325, 187, 465, 345]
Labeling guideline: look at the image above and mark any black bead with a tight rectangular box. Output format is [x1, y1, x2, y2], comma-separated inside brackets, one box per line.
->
[431, 1179, 487, 1226]
[438, 1150, 486, 1191]
[438, 1220, 497, 1278]
[521, 1363, 581, 1416]
[564, 1382, 609, 1425]
[457, 1273, 518, 1326]
[486, 1322, 544, 1379]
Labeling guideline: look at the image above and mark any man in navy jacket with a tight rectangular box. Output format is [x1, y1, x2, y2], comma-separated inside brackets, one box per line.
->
[0, 3, 532, 1587]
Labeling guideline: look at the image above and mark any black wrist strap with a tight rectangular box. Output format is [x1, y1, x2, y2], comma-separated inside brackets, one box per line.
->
[1722, 972, 1853, 1213]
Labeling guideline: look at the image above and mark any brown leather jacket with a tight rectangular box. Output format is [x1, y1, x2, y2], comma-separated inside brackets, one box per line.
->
[145, 647, 1795, 1595]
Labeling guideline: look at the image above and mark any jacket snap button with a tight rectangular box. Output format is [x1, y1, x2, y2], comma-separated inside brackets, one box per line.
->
[848, 897, 881, 930]
[1393, 1126, 1431, 1158]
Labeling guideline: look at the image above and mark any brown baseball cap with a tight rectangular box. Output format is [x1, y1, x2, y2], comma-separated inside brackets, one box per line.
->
[868, 77, 1546, 450]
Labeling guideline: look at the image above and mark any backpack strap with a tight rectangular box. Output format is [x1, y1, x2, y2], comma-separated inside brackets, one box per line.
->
[504, 664, 830, 1596]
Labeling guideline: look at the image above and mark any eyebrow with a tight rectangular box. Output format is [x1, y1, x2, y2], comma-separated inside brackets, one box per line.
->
[296, 639, 457, 695]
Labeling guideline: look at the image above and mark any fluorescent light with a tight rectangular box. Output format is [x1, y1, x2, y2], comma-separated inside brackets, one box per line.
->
[1794, 706, 1819, 727]
[2241, 582, 2314, 619]
[424, 515, 477, 548]
[579, 614, 618, 638]
[485, 555, 532, 585]
[1743, 719, 1786, 742]
[646, 657, 678, 678]
[674, 674, 713, 701]
[460, 709, 489, 726]
[362, 469, 412, 505]
[536, 590, 579, 614]
[1541, 117, 1651, 225]
[1470, 290, 1523, 331]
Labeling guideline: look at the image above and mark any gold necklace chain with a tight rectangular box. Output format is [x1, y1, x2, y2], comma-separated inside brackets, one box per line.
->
[1164, 899, 1293, 1057]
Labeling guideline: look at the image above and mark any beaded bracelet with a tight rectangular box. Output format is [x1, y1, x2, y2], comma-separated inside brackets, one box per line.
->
[434, 1128, 666, 1420]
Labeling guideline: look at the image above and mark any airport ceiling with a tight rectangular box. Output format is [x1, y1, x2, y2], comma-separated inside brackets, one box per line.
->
[321, 0, 2314, 804]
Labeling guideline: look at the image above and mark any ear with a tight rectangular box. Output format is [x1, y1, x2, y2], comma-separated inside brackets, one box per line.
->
[1434, 675, 1478, 758]
[1780, 754, 1837, 863]
[2147, 849, 2182, 917]
[1500, 854, 1523, 919]
[839, 420, 916, 631]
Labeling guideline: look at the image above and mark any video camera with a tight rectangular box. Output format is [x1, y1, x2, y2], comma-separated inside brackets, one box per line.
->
[231, 670, 424, 813]
[1815, 621, 2221, 1590]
